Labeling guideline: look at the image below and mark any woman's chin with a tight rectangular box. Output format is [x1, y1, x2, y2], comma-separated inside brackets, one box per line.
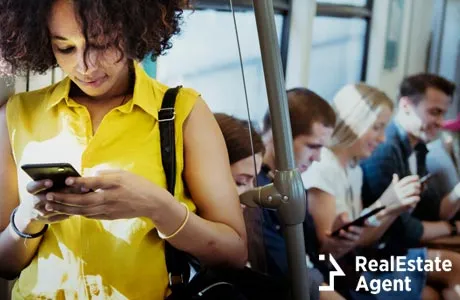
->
[359, 150, 372, 160]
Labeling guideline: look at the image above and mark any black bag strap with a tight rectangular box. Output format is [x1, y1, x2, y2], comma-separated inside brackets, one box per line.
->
[159, 86, 180, 195]
[158, 86, 190, 295]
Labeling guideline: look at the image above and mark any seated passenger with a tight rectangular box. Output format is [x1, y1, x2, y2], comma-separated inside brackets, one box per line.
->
[261, 88, 348, 300]
[359, 75, 460, 299]
[214, 113, 266, 271]
[361, 74, 457, 222]
[320, 84, 460, 299]
[0, 1, 247, 299]
[303, 83, 426, 299]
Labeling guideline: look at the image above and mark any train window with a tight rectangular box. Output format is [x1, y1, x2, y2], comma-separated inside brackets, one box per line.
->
[316, 0, 367, 6]
[156, 9, 284, 125]
[308, 16, 367, 101]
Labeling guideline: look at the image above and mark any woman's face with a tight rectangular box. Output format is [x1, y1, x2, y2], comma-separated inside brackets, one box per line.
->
[350, 105, 393, 159]
[48, 0, 129, 98]
[230, 153, 263, 196]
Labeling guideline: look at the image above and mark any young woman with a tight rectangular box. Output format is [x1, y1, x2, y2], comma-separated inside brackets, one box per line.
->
[0, 1, 246, 299]
[303, 83, 460, 300]
[215, 113, 266, 271]
[215, 113, 265, 196]
[302, 83, 425, 298]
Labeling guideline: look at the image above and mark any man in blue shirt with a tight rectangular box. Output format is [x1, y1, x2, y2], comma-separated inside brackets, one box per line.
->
[360, 74, 460, 298]
[361, 74, 457, 250]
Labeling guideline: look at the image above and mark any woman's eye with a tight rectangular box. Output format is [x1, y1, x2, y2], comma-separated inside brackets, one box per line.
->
[57, 47, 75, 54]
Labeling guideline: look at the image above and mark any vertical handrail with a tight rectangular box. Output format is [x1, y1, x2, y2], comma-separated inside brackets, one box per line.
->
[428, 0, 447, 74]
[252, 1, 310, 299]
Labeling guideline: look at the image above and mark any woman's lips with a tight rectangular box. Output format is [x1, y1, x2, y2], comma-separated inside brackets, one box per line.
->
[77, 76, 108, 88]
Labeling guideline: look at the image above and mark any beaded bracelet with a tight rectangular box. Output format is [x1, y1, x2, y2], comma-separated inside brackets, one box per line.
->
[10, 207, 48, 239]
[158, 202, 190, 240]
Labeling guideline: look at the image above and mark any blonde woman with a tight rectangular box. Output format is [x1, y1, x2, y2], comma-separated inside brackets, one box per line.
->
[302, 84, 427, 299]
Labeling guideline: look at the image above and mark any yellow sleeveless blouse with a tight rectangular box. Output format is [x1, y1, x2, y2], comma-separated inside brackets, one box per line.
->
[6, 63, 198, 299]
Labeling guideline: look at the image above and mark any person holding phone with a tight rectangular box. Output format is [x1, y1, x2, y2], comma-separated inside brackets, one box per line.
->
[302, 84, 427, 299]
[0, 1, 247, 299]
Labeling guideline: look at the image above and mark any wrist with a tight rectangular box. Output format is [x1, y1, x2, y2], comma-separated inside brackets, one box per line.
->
[14, 205, 45, 233]
[377, 192, 393, 207]
[147, 188, 190, 237]
[10, 207, 48, 239]
[147, 188, 177, 224]
[14, 205, 32, 225]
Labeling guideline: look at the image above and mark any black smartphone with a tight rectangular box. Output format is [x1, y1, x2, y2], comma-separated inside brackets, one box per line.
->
[420, 173, 433, 185]
[21, 163, 81, 190]
[331, 206, 386, 237]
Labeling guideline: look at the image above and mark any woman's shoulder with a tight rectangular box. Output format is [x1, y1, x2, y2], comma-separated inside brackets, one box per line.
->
[149, 79, 202, 124]
[6, 80, 65, 112]
[151, 79, 199, 101]
[4, 81, 64, 139]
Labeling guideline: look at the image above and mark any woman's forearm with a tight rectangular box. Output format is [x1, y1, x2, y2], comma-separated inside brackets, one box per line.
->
[0, 211, 43, 279]
[149, 192, 247, 268]
[358, 213, 397, 246]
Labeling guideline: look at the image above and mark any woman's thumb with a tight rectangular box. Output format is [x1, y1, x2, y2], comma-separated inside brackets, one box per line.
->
[340, 211, 349, 223]
[392, 173, 399, 184]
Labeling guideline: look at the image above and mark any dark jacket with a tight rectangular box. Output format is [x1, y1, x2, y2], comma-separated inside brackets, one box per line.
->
[360, 120, 441, 256]
[257, 165, 323, 277]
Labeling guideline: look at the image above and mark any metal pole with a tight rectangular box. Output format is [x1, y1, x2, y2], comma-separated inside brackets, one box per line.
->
[252, 1, 309, 299]
[253, 1, 294, 171]
[428, 0, 447, 74]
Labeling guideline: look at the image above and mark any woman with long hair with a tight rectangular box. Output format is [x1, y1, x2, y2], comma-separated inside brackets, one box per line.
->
[302, 83, 428, 299]
[214, 113, 266, 271]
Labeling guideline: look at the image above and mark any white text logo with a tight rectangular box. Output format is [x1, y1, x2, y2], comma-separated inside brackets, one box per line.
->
[319, 254, 345, 291]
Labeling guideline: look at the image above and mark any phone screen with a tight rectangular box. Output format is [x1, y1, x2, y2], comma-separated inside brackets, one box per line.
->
[331, 206, 386, 237]
[21, 163, 81, 190]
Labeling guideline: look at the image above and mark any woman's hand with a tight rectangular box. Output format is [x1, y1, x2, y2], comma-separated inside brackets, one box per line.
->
[321, 212, 364, 259]
[379, 174, 421, 213]
[43, 170, 167, 220]
[16, 179, 72, 228]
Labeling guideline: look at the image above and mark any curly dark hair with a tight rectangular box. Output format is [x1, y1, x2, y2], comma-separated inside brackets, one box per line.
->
[0, 0, 189, 75]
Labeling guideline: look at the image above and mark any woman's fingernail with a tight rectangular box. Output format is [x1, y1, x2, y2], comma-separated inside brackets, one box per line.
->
[46, 193, 54, 201]
[66, 178, 75, 185]
[45, 204, 53, 211]
[44, 180, 53, 187]
[81, 187, 89, 193]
